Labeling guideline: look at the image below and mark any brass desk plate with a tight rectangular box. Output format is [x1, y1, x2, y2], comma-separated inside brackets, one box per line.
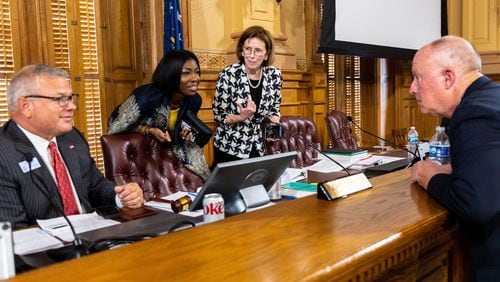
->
[317, 173, 372, 201]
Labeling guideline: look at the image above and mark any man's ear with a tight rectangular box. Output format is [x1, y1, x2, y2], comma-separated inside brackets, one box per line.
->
[17, 97, 33, 118]
[442, 68, 456, 90]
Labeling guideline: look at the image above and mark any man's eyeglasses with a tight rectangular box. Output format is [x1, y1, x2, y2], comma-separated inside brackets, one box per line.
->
[242, 47, 265, 57]
[25, 94, 79, 107]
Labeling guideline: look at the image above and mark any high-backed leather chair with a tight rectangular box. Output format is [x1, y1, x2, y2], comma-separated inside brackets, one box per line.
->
[264, 116, 320, 168]
[101, 133, 203, 200]
[325, 110, 358, 150]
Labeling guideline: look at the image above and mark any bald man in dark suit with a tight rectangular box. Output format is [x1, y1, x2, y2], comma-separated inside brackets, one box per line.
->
[410, 36, 500, 281]
[0, 64, 144, 228]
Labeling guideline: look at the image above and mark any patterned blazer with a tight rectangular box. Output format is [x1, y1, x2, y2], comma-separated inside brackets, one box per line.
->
[0, 121, 116, 228]
[107, 84, 202, 145]
[213, 63, 282, 158]
[106, 84, 210, 179]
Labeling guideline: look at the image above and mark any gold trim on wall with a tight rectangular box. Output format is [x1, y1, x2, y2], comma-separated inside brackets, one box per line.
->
[196, 51, 228, 69]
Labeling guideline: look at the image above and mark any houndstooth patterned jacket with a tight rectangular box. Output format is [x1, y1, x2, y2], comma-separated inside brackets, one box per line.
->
[213, 62, 282, 159]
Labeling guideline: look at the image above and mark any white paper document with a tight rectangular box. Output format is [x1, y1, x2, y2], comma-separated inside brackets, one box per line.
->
[305, 157, 356, 173]
[13, 227, 64, 255]
[281, 167, 306, 184]
[349, 155, 404, 170]
[37, 212, 120, 242]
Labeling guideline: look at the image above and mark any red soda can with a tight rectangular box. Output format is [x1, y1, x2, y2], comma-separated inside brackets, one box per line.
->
[203, 193, 225, 223]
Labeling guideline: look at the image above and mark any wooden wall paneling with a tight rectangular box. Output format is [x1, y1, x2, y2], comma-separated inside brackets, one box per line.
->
[7, 1, 22, 71]
[282, 71, 312, 121]
[304, 0, 328, 148]
[15, 1, 49, 65]
[382, 59, 396, 143]
[463, 0, 497, 53]
[197, 69, 218, 167]
[310, 64, 328, 148]
[304, 0, 322, 70]
[394, 60, 440, 140]
[463, 0, 500, 76]
[180, 0, 191, 50]
[358, 57, 378, 147]
[97, 0, 144, 132]
[384, 59, 398, 144]
[64, 0, 85, 133]
[281, 72, 300, 117]
[359, 85, 378, 147]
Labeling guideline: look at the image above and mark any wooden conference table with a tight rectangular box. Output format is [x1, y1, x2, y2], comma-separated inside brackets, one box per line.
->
[9, 169, 463, 281]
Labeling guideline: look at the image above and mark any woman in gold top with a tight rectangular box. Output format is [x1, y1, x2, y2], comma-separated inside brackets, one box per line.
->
[107, 50, 210, 178]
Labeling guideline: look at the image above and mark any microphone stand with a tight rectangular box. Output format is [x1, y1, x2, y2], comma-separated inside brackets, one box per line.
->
[285, 129, 351, 176]
[24, 152, 88, 261]
[346, 116, 421, 167]
[269, 124, 372, 200]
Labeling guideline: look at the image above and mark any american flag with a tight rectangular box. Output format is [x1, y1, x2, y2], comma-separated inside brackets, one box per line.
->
[164, 0, 184, 54]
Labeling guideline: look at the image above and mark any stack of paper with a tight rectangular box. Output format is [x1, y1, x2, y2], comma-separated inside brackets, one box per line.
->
[281, 167, 306, 183]
[37, 212, 120, 242]
[322, 148, 369, 162]
[349, 155, 405, 170]
[13, 228, 64, 255]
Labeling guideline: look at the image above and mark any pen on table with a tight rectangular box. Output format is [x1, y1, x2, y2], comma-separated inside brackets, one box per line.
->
[359, 155, 373, 161]
[282, 195, 297, 200]
[51, 224, 67, 230]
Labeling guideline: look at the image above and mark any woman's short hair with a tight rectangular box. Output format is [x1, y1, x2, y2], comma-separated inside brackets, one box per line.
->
[152, 50, 200, 96]
[236, 26, 274, 66]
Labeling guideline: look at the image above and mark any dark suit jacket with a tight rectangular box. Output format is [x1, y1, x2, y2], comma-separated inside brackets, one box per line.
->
[428, 76, 500, 281]
[0, 121, 116, 228]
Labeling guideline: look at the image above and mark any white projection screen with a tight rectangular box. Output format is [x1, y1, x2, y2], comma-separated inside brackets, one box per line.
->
[318, 0, 447, 59]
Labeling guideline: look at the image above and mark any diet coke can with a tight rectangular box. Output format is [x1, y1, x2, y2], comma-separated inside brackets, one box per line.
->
[203, 193, 225, 223]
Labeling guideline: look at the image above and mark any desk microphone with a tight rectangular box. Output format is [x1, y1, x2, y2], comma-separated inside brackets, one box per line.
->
[267, 123, 372, 200]
[267, 124, 351, 176]
[345, 116, 421, 166]
[23, 152, 88, 260]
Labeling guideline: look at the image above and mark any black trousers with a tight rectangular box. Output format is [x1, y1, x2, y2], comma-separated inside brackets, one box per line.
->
[212, 146, 261, 169]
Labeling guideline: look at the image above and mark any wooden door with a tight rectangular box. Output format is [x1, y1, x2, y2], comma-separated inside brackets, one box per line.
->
[96, 0, 145, 133]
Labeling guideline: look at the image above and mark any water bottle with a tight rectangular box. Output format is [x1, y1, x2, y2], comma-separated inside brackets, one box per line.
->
[269, 176, 282, 201]
[407, 126, 419, 162]
[428, 126, 450, 165]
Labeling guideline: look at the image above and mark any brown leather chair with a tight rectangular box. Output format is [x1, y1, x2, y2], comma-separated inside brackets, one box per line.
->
[325, 110, 358, 150]
[264, 116, 320, 168]
[101, 133, 203, 200]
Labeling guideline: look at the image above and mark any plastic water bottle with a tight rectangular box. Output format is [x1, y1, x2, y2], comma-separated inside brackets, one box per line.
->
[428, 126, 450, 165]
[407, 126, 419, 162]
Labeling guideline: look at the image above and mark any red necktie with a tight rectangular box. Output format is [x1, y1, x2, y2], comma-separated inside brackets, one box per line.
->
[49, 141, 79, 215]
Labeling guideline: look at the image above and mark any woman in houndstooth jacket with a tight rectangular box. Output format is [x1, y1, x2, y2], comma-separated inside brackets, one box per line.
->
[212, 26, 282, 166]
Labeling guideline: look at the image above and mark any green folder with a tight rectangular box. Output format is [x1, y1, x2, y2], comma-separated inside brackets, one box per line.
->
[281, 182, 317, 192]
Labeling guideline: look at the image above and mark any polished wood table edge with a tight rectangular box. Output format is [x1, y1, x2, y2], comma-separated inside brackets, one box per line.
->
[9, 170, 455, 282]
[303, 171, 454, 281]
